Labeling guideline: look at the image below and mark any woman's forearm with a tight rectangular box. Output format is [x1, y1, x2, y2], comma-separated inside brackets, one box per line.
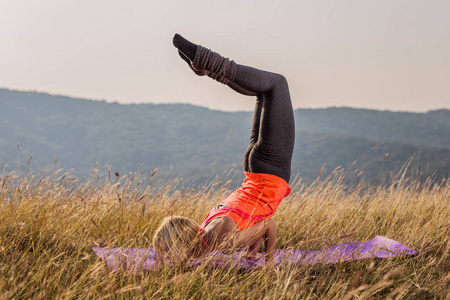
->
[264, 219, 277, 265]
[247, 237, 262, 260]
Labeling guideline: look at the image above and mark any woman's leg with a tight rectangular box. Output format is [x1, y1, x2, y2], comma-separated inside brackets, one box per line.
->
[173, 34, 295, 183]
[235, 65, 295, 183]
[243, 95, 263, 172]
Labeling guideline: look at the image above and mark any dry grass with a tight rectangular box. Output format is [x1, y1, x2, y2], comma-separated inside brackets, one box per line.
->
[0, 165, 448, 299]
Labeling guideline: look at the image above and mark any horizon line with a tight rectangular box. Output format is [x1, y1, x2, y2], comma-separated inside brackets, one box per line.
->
[1, 86, 448, 114]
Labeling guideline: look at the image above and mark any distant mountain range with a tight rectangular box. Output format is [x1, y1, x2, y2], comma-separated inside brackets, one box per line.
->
[1, 88, 449, 186]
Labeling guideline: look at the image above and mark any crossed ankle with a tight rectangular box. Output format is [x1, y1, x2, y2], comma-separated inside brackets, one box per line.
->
[191, 45, 237, 84]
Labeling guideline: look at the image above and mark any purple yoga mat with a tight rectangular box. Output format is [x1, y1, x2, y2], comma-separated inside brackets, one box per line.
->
[92, 235, 416, 271]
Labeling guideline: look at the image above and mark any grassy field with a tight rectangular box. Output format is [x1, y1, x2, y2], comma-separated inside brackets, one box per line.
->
[0, 165, 448, 299]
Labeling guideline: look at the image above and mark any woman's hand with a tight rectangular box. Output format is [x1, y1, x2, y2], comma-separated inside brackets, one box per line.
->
[246, 252, 264, 261]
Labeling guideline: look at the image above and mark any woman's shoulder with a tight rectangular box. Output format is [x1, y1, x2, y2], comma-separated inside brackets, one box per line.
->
[202, 217, 238, 250]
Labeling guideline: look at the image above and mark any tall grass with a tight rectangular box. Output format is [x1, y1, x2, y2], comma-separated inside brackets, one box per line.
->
[0, 164, 448, 299]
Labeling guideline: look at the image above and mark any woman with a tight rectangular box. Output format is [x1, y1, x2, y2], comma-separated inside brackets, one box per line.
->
[153, 34, 295, 265]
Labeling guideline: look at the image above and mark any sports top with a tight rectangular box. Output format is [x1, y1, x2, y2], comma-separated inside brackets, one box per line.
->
[199, 172, 290, 249]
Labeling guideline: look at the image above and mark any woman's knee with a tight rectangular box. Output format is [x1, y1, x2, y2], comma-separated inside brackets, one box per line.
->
[270, 73, 288, 90]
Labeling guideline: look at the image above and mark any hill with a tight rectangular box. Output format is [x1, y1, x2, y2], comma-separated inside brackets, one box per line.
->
[1, 88, 449, 185]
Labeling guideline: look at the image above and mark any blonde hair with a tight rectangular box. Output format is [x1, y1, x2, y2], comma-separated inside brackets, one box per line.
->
[153, 216, 201, 264]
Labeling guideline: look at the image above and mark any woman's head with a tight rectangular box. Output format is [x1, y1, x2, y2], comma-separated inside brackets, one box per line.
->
[153, 216, 201, 264]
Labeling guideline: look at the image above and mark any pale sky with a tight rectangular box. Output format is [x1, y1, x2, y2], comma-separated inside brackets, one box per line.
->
[1, 0, 449, 112]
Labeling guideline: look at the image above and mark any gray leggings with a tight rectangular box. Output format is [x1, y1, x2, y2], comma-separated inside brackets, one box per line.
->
[227, 64, 295, 183]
